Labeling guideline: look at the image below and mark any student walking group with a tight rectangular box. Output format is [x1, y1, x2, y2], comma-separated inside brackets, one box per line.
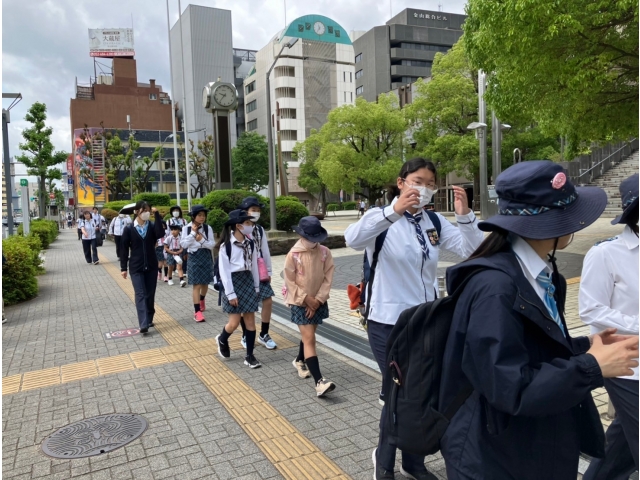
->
[90, 159, 638, 479]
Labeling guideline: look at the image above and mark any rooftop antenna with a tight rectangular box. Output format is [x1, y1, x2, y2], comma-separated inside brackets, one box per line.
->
[438, 3, 442, 11]
[390, 0, 392, 18]
[284, 0, 287, 28]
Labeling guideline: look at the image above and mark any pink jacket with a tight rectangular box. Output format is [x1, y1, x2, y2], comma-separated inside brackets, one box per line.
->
[283, 240, 335, 306]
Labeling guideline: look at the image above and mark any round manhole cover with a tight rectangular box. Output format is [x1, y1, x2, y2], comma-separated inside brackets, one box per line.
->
[42, 414, 148, 459]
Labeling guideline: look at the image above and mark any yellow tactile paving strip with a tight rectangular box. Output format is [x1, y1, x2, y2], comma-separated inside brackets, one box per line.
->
[3, 251, 346, 479]
[185, 355, 349, 480]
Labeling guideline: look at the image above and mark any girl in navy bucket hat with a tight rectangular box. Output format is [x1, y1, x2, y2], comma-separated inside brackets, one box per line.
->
[439, 161, 639, 480]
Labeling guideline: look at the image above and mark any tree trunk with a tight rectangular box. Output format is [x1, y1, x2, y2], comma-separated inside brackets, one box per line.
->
[320, 188, 327, 215]
[39, 176, 46, 217]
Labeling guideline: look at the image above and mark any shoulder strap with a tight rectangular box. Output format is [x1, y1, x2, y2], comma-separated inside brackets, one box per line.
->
[425, 210, 441, 237]
[364, 229, 389, 319]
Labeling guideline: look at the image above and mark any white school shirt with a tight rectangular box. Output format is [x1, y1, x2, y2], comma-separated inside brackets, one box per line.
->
[580, 226, 639, 380]
[252, 224, 272, 276]
[164, 235, 182, 253]
[511, 235, 553, 306]
[92, 213, 105, 228]
[344, 197, 484, 325]
[109, 216, 132, 236]
[180, 222, 215, 254]
[218, 238, 260, 301]
[79, 218, 98, 240]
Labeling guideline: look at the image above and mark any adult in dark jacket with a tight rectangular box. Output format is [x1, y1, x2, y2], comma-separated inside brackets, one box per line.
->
[439, 161, 639, 480]
[120, 201, 165, 334]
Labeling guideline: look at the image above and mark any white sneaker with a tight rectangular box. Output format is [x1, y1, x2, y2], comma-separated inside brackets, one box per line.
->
[240, 336, 247, 349]
[180, 280, 186, 287]
[292, 359, 311, 378]
[168, 279, 174, 286]
[258, 333, 277, 350]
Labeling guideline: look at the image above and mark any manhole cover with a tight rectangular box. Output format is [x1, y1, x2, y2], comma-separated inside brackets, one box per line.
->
[42, 414, 148, 459]
[104, 328, 140, 339]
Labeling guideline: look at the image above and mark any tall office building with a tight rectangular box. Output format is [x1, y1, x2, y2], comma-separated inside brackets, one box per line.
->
[170, 5, 237, 145]
[244, 14, 356, 204]
[353, 8, 466, 102]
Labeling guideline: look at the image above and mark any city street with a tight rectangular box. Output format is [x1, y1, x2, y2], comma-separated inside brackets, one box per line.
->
[2, 214, 632, 480]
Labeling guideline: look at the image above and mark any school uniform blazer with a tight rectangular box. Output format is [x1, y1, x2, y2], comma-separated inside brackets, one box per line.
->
[120, 212, 165, 274]
[439, 251, 604, 480]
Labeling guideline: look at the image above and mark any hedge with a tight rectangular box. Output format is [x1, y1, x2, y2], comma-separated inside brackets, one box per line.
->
[103, 200, 130, 211]
[276, 195, 301, 203]
[101, 208, 119, 223]
[2, 235, 39, 305]
[29, 219, 58, 249]
[133, 193, 172, 206]
[342, 201, 357, 210]
[207, 208, 229, 235]
[327, 204, 339, 212]
[202, 190, 270, 230]
[275, 199, 309, 232]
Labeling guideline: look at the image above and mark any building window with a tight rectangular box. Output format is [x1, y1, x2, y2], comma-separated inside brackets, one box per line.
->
[245, 81, 256, 94]
[275, 87, 296, 99]
[350, 72, 352, 82]
[247, 119, 258, 131]
[356, 86, 364, 95]
[275, 66, 295, 77]
[280, 108, 297, 119]
[355, 53, 362, 63]
[400, 60, 432, 67]
[246, 100, 257, 113]
[343, 71, 346, 82]
[149, 93, 157, 100]
[280, 130, 297, 141]
[399, 42, 450, 53]
[344, 92, 347, 102]
[355, 69, 363, 79]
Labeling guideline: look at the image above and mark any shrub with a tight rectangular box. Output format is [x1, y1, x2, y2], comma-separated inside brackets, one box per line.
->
[207, 208, 229, 235]
[101, 208, 119, 223]
[103, 200, 130, 211]
[155, 206, 171, 219]
[275, 199, 309, 232]
[276, 195, 300, 203]
[202, 190, 271, 230]
[29, 219, 58, 249]
[2, 236, 39, 305]
[343, 201, 357, 210]
[327, 204, 339, 212]
[133, 193, 172, 206]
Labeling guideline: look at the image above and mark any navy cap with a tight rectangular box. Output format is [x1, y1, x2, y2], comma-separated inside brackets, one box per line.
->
[611, 173, 639, 225]
[224, 209, 253, 227]
[238, 197, 265, 210]
[479, 161, 607, 239]
[292, 216, 328, 242]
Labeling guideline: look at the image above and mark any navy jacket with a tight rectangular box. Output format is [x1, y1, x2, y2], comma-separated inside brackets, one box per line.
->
[440, 250, 605, 480]
[120, 212, 165, 275]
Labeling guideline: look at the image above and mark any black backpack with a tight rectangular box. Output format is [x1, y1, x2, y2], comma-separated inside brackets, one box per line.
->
[383, 268, 484, 456]
[361, 210, 442, 319]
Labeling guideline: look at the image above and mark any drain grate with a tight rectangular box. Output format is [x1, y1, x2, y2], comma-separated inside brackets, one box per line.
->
[41, 414, 148, 459]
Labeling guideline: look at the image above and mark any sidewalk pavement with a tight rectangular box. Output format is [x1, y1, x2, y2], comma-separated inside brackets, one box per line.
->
[1, 215, 629, 479]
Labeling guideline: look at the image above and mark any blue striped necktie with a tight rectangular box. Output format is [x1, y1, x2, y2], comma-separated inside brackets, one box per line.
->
[404, 211, 429, 260]
[536, 271, 566, 337]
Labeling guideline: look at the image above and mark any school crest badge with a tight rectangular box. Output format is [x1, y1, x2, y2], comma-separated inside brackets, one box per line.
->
[426, 228, 440, 246]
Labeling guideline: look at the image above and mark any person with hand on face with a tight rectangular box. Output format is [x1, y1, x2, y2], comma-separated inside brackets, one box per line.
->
[581, 173, 640, 480]
[345, 158, 483, 480]
[284, 216, 336, 397]
[180, 205, 215, 322]
[438, 161, 639, 480]
[215, 210, 262, 369]
[109, 212, 132, 259]
[119, 202, 165, 334]
[79, 210, 100, 264]
[236, 197, 277, 351]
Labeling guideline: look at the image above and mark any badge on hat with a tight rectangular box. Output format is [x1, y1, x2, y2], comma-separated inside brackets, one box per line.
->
[426, 228, 440, 246]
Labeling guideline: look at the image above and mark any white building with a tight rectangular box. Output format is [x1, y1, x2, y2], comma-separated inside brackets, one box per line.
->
[244, 14, 356, 205]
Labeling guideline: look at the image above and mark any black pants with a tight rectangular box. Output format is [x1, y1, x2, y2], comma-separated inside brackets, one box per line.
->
[584, 378, 638, 480]
[368, 319, 426, 473]
[114, 235, 122, 259]
[82, 238, 98, 263]
[130, 270, 157, 330]
[77, 228, 82, 240]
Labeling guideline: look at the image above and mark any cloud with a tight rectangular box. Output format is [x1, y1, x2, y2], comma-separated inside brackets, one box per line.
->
[3, 0, 467, 169]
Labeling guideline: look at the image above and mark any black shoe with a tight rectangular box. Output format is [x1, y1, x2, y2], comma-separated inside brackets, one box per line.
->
[244, 354, 262, 369]
[139, 328, 149, 335]
[216, 334, 230, 358]
[148, 323, 155, 328]
[399, 466, 438, 480]
[372, 448, 395, 479]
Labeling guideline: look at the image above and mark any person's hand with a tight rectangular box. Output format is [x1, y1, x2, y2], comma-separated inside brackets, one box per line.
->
[229, 298, 238, 307]
[452, 186, 471, 215]
[590, 328, 637, 346]
[121, 271, 128, 280]
[151, 207, 157, 213]
[393, 185, 421, 215]
[305, 296, 321, 310]
[305, 306, 316, 319]
[587, 335, 639, 378]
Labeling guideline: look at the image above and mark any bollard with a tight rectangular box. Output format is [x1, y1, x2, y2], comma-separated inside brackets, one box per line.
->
[437, 276, 447, 298]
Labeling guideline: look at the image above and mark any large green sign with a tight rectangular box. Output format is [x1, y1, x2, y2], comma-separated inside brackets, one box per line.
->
[20, 179, 28, 187]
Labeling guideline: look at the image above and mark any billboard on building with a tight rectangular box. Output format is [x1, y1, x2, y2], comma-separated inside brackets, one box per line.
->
[89, 28, 135, 57]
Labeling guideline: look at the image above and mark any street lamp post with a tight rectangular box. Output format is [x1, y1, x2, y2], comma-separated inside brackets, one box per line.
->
[165, 0, 181, 206]
[2, 93, 22, 236]
[491, 111, 511, 181]
[177, 0, 192, 213]
[266, 38, 299, 232]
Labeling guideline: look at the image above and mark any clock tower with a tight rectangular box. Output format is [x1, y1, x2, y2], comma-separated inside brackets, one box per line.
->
[203, 80, 239, 190]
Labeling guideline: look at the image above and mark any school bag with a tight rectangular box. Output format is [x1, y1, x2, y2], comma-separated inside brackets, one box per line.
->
[382, 268, 485, 456]
[357, 210, 442, 323]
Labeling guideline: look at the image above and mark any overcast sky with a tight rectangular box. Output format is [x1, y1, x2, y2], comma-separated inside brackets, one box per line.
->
[2, 0, 466, 178]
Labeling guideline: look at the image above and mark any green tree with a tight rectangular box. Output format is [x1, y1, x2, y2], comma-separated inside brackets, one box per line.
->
[294, 129, 328, 214]
[104, 131, 131, 200]
[129, 144, 158, 194]
[464, 0, 638, 152]
[15, 102, 68, 217]
[309, 94, 406, 205]
[232, 132, 269, 192]
[188, 135, 215, 197]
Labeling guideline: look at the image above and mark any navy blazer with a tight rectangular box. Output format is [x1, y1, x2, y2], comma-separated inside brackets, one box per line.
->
[120, 212, 165, 275]
[439, 250, 604, 480]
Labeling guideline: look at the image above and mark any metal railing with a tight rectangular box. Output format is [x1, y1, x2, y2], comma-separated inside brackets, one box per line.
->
[562, 138, 638, 185]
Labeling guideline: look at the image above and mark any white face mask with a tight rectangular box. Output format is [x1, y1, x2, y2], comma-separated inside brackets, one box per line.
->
[118, 214, 124, 218]
[240, 225, 253, 238]
[140, 212, 151, 221]
[249, 212, 260, 222]
[172, 211, 180, 218]
[411, 186, 437, 208]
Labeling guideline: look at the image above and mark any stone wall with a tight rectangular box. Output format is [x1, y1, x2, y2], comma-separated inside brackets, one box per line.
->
[267, 235, 346, 256]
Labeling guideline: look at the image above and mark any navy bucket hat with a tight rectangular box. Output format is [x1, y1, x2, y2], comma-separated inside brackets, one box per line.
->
[611, 173, 638, 225]
[224, 209, 253, 227]
[479, 160, 607, 239]
[189, 204, 209, 218]
[292, 216, 328, 243]
[238, 197, 265, 210]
